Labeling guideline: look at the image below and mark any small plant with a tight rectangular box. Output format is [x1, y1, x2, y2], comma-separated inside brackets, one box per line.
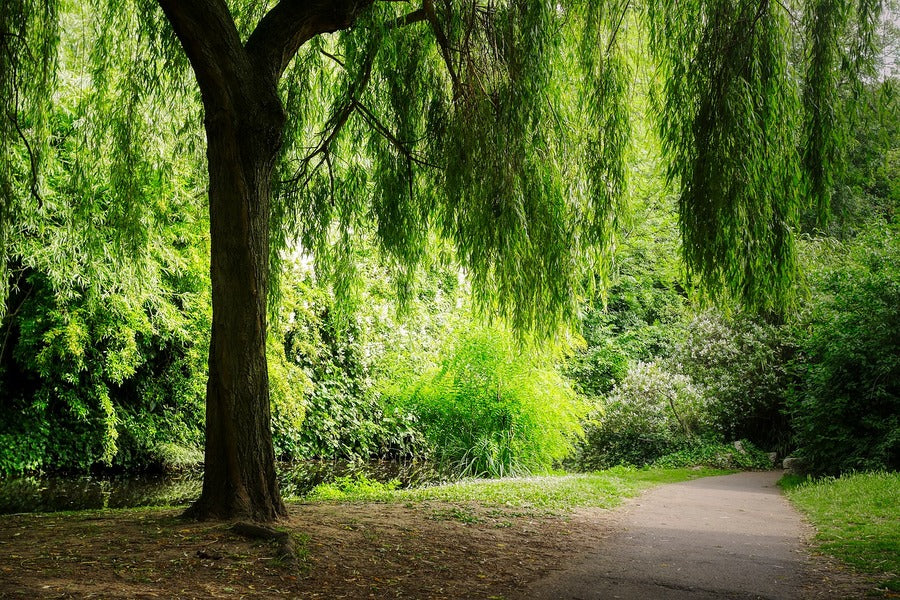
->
[429, 506, 480, 524]
[305, 474, 400, 501]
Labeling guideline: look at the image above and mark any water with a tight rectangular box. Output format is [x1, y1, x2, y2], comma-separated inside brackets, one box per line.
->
[0, 460, 447, 515]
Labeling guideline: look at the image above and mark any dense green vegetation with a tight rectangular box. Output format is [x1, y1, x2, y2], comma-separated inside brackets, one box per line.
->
[781, 472, 900, 591]
[1, 94, 897, 480]
[1, 80, 897, 479]
[0, 2, 896, 508]
[789, 224, 900, 474]
[387, 324, 585, 477]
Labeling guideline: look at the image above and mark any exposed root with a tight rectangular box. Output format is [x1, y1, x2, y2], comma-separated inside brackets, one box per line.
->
[231, 522, 298, 567]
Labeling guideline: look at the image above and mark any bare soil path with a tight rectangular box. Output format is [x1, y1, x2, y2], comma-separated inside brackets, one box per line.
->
[524, 471, 872, 600]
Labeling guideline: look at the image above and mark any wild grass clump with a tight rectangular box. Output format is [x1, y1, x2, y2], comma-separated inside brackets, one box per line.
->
[386, 325, 586, 477]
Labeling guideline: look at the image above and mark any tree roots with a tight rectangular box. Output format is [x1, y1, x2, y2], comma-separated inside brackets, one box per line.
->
[231, 522, 299, 566]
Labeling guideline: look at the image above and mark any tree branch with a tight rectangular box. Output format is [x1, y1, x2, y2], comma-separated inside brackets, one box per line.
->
[389, 7, 427, 29]
[319, 48, 346, 69]
[354, 100, 440, 169]
[156, 0, 249, 106]
[279, 2, 435, 193]
[423, 0, 462, 98]
[246, 0, 378, 84]
[1, 38, 43, 208]
[606, 0, 631, 56]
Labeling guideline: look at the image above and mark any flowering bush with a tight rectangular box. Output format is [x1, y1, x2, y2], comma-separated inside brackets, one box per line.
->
[574, 361, 706, 469]
[671, 310, 793, 453]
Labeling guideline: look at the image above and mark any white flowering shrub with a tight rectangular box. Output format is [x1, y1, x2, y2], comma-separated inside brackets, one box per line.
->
[671, 310, 792, 452]
[574, 361, 706, 469]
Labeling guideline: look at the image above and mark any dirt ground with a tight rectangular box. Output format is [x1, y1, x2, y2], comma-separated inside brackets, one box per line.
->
[1, 474, 890, 599]
[0, 500, 608, 599]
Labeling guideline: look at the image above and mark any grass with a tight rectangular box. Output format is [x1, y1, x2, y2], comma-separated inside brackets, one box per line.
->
[297, 466, 732, 511]
[781, 471, 900, 592]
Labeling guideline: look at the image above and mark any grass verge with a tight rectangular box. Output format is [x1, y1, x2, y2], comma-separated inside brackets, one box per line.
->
[781, 471, 900, 592]
[297, 466, 731, 511]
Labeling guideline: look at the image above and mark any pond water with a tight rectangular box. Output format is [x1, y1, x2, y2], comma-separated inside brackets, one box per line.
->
[0, 460, 448, 515]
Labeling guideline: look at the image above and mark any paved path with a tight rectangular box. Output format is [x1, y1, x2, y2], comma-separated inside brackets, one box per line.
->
[526, 471, 850, 600]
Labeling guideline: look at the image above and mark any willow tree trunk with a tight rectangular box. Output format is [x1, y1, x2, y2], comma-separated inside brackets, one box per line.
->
[184, 99, 287, 521]
[158, 0, 376, 522]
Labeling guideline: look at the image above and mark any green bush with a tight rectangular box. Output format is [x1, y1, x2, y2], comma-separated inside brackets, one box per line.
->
[565, 341, 630, 397]
[671, 310, 793, 453]
[267, 332, 310, 460]
[390, 325, 585, 477]
[789, 224, 900, 475]
[305, 474, 400, 501]
[0, 268, 209, 474]
[574, 361, 705, 469]
[274, 264, 428, 461]
[653, 439, 773, 469]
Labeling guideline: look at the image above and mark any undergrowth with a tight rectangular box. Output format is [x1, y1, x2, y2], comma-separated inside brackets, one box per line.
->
[300, 466, 730, 511]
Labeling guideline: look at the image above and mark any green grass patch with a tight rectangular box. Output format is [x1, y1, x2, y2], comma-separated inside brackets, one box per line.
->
[781, 471, 900, 592]
[297, 466, 731, 511]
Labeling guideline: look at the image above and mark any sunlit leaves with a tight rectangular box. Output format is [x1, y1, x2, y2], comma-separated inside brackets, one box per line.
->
[389, 323, 585, 476]
[648, 0, 803, 314]
[2, 0, 204, 314]
[0, 0, 60, 306]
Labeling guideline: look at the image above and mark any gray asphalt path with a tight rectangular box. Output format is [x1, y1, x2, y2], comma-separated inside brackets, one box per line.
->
[525, 471, 825, 600]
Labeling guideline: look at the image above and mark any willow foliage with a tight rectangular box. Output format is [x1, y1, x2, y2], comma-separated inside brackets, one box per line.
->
[0, 0, 886, 328]
[1, 0, 59, 303]
[1, 0, 204, 313]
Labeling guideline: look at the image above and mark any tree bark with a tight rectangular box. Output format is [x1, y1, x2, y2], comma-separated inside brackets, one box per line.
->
[185, 96, 286, 521]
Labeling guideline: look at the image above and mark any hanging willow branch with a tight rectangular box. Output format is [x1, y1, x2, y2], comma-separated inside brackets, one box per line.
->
[0, 0, 886, 327]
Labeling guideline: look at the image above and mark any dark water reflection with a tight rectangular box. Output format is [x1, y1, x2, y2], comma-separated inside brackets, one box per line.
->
[0, 460, 447, 515]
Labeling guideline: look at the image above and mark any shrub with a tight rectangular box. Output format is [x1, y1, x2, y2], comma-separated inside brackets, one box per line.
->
[671, 310, 793, 453]
[390, 325, 585, 477]
[267, 333, 310, 460]
[305, 474, 400, 501]
[789, 224, 900, 475]
[565, 341, 630, 397]
[274, 263, 429, 461]
[653, 439, 773, 469]
[0, 269, 209, 474]
[574, 361, 705, 469]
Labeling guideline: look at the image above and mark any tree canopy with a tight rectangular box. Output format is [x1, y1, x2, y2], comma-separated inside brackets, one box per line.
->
[2, 0, 881, 320]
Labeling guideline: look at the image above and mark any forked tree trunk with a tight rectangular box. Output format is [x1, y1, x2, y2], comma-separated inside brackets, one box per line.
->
[185, 100, 287, 522]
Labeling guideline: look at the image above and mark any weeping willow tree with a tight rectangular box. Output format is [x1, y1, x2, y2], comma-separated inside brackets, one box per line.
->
[0, 0, 882, 520]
